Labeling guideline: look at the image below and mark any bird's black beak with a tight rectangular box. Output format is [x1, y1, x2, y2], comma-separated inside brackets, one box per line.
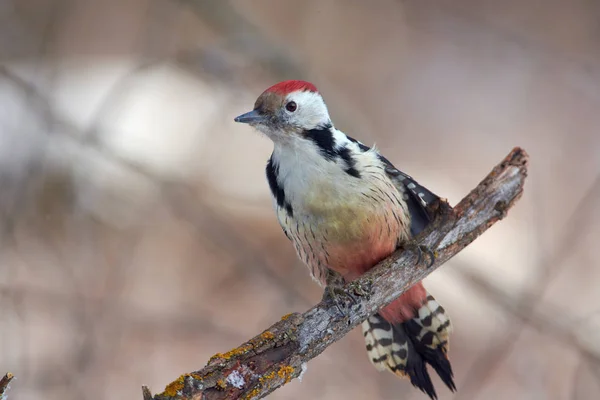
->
[234, 110, 266, 124]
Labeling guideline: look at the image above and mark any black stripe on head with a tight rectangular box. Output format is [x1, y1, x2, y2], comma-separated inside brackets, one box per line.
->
[303, 124, 337, 160]
[266, 157, 293, 217]
[336, 146, 361, 178]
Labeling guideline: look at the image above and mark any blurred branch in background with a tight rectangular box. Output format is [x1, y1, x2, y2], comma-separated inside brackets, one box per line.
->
[0, 61, 312, 309]
[181, 0, 304, 80]
[143, 148, 528, 400]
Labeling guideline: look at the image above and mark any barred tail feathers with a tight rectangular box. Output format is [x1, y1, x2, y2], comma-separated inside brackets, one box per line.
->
[362, 294, 455, 399]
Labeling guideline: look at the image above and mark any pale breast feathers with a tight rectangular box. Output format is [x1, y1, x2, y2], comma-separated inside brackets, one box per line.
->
[266, 130, 427, 284]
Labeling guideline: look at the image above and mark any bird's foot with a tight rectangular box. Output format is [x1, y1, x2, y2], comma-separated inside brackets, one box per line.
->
[402, 241, 436, 268]
[322, 280, 371, 318]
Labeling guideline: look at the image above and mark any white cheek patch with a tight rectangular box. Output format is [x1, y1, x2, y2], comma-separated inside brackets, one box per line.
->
[286, 91, 331, 130]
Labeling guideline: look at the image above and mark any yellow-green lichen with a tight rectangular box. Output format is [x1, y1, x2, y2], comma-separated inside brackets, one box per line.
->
[261, 331, 275, 340]
[160, 375, 186, 397]
[277, 365, 295, 383]
[190, 372, 203, 381]
[241, 365, 297, 399]
[159, 373, 204, 397]
[216, 378, 227, 390]
[209, 331, 280, 366]
[261, 371, 277, 382]
[209, 343, 254, 363]
[243, 386, 261, 400]
[280, 313, 294, 321]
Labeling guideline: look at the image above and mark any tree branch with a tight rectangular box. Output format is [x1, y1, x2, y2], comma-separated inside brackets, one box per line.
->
[0, 372, 14, 399]
[143, 147, 529, 400]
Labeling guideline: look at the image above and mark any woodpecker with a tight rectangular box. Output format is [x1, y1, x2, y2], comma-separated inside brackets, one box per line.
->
[235, 80, 455, 399]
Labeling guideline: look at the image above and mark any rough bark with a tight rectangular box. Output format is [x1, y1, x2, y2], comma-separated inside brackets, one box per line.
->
[142, 147, 529, 400]
[0, 372, 14, 399]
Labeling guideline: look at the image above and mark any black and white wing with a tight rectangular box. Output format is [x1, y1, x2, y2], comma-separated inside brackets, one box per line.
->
[379, 154, 439, 236]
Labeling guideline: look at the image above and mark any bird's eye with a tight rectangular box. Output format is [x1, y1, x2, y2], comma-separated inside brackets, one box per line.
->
[285, 101, 297, 112]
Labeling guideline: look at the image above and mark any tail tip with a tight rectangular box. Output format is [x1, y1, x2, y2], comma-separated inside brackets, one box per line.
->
[401, 349, 455, 400]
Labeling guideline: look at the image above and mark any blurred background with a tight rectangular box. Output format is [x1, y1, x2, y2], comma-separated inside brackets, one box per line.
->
[1, 1, 600, 399]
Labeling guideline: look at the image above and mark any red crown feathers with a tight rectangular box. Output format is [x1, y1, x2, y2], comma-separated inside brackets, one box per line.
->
[264, 80, 318, 96]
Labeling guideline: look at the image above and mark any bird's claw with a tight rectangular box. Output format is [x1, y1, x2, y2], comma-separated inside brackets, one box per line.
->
[403, 242, 436, 268]
[322, 286, 354, 317]
[322, 281, 371, 317]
